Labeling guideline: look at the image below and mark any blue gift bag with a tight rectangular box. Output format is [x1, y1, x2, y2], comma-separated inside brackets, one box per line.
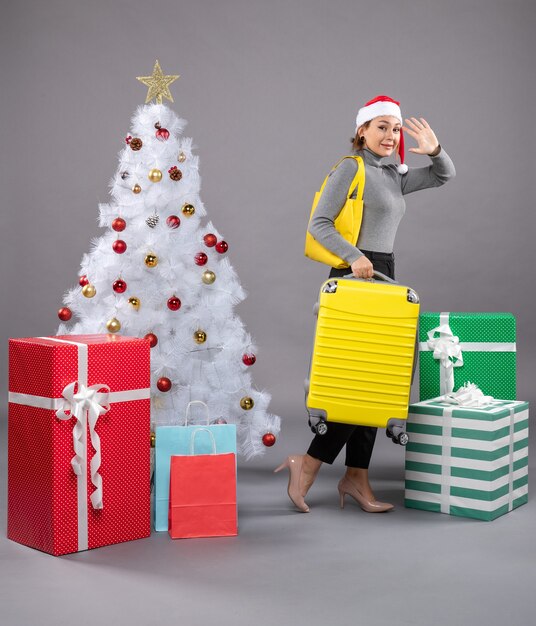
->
[154, 401, 237, 531]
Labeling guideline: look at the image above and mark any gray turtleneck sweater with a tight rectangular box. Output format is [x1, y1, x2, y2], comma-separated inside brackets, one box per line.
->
[308, 147, 456, 265]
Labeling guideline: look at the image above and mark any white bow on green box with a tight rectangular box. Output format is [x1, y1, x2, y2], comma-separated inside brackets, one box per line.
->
[418, 312, 516, 401]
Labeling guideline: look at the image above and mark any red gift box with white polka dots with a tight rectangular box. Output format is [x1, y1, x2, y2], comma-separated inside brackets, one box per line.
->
[7, 334, 151, 556]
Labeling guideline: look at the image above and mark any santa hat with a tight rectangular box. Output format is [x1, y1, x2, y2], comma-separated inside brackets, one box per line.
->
[355, 95, 408, 174]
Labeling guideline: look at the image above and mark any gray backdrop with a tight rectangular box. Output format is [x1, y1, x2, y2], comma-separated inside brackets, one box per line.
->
[1, 1, 535, 625]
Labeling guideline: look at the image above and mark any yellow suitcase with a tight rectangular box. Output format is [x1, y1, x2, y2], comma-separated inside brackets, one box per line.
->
[305, 272, 419, 445]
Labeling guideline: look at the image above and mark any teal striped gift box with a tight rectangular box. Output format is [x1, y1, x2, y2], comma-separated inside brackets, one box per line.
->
[404, 398, 529, 521]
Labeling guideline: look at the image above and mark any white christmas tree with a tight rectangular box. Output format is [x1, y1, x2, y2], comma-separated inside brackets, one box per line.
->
[57, 61, 280, 458]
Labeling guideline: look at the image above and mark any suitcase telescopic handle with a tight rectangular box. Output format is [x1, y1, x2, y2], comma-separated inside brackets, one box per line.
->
[343, 270, 398, 284]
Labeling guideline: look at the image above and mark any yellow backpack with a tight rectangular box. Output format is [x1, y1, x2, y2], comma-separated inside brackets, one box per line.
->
[304, 156, 365, 269]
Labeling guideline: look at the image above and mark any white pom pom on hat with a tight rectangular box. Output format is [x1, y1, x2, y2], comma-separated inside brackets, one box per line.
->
[355, 95, 408, 175]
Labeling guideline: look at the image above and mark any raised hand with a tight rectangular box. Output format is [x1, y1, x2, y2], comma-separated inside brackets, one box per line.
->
[402, 117, 439, 155]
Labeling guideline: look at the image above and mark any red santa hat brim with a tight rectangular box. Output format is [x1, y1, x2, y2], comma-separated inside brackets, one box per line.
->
[355, 100, 403, 132]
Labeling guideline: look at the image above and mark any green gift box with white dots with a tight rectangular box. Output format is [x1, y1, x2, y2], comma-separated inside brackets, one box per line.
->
[419, 312, 516, 401]
[404, 398, 529, 521]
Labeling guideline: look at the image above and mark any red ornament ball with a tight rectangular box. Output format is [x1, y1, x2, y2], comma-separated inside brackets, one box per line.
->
[203, 233, 217, 248]
[144, 333, 158, 348]
[112, 239, 127, 254]
[166, 215, 181, 229]
[262, 433, 276, 447]
[58, 307, 72, 322]
[195, 252, 208, 266]
[242, 353, 257, 366]
[216, 240, 229, 254]
[156, 127, 170, 141]
[157, 377, 172, 392]
[79, 275, 89, 287]
[167, 296, 182, 311]
[112, 278, 127, 293]
[112, 217, 126, 232]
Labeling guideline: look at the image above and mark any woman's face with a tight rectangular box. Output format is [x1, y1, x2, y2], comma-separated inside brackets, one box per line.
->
[360, 116, 401, 157]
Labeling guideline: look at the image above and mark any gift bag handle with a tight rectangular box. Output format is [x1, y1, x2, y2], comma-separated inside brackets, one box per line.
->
[189, 428, 217, 455]
[185, 400, 210, 425]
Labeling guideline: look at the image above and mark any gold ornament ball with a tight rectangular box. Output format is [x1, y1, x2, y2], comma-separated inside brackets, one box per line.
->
[240, 396, 255, 411]
[182, 203, 195, 216]
[106, 317, 121, 333]
[132, 184, 142, 194]
[82, 284, 96, 298]
[194, 330, 207, 344]
[202, 270, 216, 285]
[144, 253, 158, 268]
[148, 168, 163, 183]
[128, 296, 141, 310]
[178, 151, 186, 163]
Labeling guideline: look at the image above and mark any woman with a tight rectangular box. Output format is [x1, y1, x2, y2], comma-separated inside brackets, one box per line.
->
[276, 95, 455, 513]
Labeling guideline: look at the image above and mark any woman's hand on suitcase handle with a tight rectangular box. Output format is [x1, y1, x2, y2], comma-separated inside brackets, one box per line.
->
[351, 255, 374, 279]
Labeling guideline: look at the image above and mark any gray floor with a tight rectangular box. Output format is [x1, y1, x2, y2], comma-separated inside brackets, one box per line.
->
[1, 413, 535, 626]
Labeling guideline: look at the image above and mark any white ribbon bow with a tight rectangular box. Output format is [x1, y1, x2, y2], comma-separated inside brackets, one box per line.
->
[56, 381, 110, 509]
[427, 323, 464, 394]
[441, 382, 494, 408]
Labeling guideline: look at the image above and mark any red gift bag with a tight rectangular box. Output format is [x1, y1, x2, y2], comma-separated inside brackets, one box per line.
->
[168, 428, 237, 539]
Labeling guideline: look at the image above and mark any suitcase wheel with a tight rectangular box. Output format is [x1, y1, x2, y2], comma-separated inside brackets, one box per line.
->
[313, 421, 328, 436]
[389, 432, 409, 446]
[398, 432, 409, 446]
[386, 427, 409, 446]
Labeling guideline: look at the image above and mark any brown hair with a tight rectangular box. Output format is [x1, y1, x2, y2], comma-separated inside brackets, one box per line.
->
[351, 120, 371, 150]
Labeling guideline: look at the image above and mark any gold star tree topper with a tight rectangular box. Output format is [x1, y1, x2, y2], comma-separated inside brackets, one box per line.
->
[137, 60, 179, 104]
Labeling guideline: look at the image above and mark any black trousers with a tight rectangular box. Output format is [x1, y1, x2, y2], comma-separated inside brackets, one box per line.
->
[307, 250, 395, 469]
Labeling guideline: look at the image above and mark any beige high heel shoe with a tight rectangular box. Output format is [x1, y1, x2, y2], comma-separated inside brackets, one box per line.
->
[274, 455, 310, 513]
[337, 476, 394, 513]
